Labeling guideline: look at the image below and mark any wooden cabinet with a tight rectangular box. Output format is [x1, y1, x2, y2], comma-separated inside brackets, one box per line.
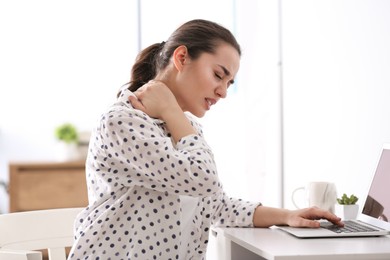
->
[9, 161, 88, 212]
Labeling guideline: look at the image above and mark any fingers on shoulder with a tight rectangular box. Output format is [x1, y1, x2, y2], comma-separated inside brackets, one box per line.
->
[129, 95, 144, 110]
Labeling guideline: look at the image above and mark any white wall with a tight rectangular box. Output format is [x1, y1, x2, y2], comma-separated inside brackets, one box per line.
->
[0, 0, 139, 213]
[233, 0, 282, 207]
[282, 0, 390, 209]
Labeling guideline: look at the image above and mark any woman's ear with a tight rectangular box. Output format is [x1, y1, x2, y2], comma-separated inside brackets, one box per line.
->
[172, 45, 188, 71]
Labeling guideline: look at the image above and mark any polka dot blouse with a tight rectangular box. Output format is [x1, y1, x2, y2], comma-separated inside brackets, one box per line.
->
[68, 89, 260, 260]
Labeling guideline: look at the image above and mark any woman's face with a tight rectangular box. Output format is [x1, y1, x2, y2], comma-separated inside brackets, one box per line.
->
[172, 43, 240, 118]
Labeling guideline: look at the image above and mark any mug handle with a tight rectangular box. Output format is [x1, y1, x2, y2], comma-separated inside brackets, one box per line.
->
[291, 186, 305, 209]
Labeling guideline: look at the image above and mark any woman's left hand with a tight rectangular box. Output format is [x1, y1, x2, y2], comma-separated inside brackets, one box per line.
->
[253, 205, 344, 228]
[286, 206, 343, 228]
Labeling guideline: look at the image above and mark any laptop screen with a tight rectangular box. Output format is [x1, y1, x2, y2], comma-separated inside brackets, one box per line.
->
[362, 147, 390, 222]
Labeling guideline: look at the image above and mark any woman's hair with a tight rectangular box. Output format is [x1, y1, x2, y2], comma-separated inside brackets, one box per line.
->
[118, 19, 241, 96]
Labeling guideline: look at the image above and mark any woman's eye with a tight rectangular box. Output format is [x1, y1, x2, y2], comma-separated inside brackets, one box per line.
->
[215, 73, 222, 80]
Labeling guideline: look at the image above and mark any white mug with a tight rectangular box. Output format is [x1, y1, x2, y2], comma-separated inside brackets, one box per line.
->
[292, 182, 337, 213]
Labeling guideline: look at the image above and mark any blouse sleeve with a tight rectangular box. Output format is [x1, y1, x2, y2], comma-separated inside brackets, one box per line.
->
[87, 104, 223, 198]
[211, 191, 261, 228]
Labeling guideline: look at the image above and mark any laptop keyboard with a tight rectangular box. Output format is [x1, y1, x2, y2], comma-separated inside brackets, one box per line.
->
[320, 220, 380, 233]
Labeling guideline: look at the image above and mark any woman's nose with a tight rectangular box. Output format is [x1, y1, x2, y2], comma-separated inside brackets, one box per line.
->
[215, 85, 227, 99]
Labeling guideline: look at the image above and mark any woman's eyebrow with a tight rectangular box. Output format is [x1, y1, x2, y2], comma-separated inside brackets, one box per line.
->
[218, 64, 235, 84]
[218, 64, 231, 76]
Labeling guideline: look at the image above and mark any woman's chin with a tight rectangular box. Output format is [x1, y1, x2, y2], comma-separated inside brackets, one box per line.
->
[191, 109, 206, 118]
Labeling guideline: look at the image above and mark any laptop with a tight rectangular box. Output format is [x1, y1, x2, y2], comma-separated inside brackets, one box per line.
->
[275, 143, 390, 238]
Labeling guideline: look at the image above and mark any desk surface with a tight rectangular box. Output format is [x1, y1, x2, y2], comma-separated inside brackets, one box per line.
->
[219, 227, 390, 260]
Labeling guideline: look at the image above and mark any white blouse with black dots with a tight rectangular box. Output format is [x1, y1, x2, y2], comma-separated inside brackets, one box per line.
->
[67, 89, 261, 260]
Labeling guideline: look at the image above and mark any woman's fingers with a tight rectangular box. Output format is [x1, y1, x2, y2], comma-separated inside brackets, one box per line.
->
[129, 95, 145, 111]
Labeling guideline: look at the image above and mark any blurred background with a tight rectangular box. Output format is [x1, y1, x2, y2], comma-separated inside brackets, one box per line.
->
[1, 0, 390, 221]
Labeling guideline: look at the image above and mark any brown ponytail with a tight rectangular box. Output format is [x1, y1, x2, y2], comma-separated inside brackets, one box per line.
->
[117, 43, 162, 97]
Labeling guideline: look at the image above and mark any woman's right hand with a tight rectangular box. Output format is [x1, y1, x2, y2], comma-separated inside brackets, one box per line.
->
[129, 80, 181, 120]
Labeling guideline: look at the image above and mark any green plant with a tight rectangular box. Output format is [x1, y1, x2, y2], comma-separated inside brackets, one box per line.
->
[55, 123, 79, 144]
[337, 193, 359, 205]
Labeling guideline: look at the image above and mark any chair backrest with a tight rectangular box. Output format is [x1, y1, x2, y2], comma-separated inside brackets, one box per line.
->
[0, 207, 83, 260]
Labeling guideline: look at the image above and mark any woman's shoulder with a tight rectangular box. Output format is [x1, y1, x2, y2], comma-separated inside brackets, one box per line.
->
[103, 101, 160, 126]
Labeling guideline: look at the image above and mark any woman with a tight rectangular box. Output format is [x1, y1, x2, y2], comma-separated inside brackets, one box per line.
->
[68, 19, 342, 260]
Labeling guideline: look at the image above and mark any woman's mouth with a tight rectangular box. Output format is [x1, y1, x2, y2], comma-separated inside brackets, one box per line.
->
[205, 98, 216, 110]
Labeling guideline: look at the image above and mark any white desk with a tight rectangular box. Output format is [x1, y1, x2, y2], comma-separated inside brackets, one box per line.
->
[212, 227, 390, 260]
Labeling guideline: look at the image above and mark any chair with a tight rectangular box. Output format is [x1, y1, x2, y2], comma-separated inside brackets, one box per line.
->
[0, 207, 83, 260]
